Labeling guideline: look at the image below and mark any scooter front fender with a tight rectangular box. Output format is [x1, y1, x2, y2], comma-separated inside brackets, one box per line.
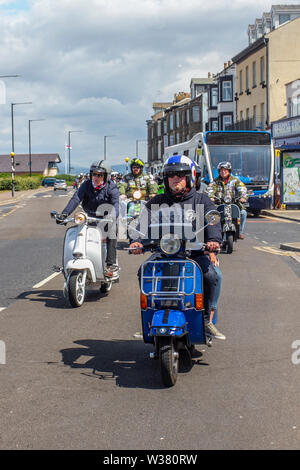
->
[65, 259, 96, 282]
[151, 309, 187, 337]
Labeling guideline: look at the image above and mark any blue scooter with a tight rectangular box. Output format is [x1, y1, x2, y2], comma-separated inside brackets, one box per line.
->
[132, 209, 221, 387]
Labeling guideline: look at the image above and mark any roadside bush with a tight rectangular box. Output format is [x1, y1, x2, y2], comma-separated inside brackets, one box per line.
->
[0, 175, 42, 191]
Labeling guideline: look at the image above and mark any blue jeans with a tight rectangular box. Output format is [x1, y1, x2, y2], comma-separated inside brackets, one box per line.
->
[210, 264, 222, 312]
[240, 209, 247, 234]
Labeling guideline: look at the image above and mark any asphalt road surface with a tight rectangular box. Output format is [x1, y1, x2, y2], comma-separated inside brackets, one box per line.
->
[0, 192, 299, 450]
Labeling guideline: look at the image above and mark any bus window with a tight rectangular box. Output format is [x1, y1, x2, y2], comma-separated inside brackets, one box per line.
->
[183, 150, 189, 156]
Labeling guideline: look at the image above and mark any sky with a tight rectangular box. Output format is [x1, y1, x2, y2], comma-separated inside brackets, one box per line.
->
[0, 0, 299, 171]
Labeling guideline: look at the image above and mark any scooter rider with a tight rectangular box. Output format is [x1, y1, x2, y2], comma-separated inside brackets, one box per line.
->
[207, 161, 248, 239]
[56, 160, 120, 278]
[118, 158, 158, 200]
[130, 155, 226, 341]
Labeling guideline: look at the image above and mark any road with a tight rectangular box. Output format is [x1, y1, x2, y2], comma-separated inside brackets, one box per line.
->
[0, 190, 300, 450]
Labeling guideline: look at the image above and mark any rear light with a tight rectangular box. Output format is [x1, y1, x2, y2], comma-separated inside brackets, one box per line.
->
[195, 294, 203, 310]
[140, 293, 148, 310]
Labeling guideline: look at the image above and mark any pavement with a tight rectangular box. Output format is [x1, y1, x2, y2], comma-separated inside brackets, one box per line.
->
[0, 187, 52, 206]
[261, 209, 300, 253]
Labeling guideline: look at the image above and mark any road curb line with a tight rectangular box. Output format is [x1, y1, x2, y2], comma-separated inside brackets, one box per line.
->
[33, 272, 61, 289]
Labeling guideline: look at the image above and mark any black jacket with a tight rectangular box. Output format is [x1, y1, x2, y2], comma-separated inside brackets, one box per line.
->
[62, 179, 120, 218]
[136, 187, 222, 244]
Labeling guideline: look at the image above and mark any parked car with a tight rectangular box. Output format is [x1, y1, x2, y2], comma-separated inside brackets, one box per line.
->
[41, 177, 56, 187]
[54, 179, 68, 191]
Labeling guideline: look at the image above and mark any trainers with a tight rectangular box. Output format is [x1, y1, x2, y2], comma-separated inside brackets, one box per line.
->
[104, 265, 119, 278]
[239, 234, 244, 240]
[205, 322, 226, 341]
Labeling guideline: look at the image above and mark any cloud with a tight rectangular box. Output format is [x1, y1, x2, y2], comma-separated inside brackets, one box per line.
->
[0, 0, 296, 167]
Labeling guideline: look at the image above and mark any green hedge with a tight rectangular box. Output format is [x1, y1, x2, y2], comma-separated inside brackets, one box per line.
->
[0, 175, 43, 191]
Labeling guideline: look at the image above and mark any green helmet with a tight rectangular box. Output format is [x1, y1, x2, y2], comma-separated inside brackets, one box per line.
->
[130, 158, 144, 172]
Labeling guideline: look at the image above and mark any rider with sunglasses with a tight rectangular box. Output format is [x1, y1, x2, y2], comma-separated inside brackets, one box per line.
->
[56, 160, 120, 278]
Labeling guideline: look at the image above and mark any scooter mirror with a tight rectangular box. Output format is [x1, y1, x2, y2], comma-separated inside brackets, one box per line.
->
[206, 210, 221, 226]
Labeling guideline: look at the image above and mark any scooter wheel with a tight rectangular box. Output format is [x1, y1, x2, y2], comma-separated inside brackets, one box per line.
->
[226, 232, 234, 254]
[68, 271, 86, 307]
[159, 337, 179, 387]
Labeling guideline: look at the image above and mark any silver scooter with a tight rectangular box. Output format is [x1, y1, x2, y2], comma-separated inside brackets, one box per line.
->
[51, 210, 119, 307]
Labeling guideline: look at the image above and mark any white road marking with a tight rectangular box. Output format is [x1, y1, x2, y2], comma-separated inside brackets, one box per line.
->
[33, 272, 61, 289]
[0, 307, 7, 312]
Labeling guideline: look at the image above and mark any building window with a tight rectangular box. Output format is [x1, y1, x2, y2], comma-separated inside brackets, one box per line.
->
[211, 119, 218, 131]
[186, 109, 190, 124]
[279, 13, 290, 25]
[157, 120, 161, 137]
[169, 114, 174, 131]
[176, 110, 180, 128]
[252, 61, 256, 87]
[239, 70, 243, 93]
[163, 120, 167, 134]
[260, 56, 265, 83]
[260, 102, 265, 129]
[176, 132, 180, 144]
[192, 106, 200, 122]
[253, 105, 257, 127]
[211, 87, 218, 107]
[240, 110, 243, 121]
[169, 135, 175, 146]
[222, 81, 232, 101]
[163, 135, 168, 147]
[245, 66, 249, 90]
[222, 114, 232, 130]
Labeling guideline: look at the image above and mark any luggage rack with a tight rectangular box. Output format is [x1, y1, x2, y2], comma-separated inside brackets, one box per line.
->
[141, 259, 197, 307]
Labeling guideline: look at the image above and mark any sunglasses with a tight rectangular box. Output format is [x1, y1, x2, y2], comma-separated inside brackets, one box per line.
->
[92, 172, 105, 177]
[167, 171, 187, 178]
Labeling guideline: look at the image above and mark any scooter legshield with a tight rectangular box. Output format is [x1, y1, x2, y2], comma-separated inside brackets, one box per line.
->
[150, 309, 187, 337]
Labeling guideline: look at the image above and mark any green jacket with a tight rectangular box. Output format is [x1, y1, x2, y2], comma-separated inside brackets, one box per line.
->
[206, 175, 248, 210]
[118, 173, 158, 199]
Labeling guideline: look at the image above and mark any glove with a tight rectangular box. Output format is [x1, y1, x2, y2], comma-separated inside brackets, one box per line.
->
[56, 213, 68, 225]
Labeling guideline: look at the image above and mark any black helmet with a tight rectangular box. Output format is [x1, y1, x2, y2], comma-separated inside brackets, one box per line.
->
[130, 158, 144, 172]
[90, 160, 112, 182]
[217, 161, 232, 172]
[163, 155, 196, 194]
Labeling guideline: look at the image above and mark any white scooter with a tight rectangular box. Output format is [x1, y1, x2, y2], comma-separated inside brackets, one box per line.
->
[51, 210, 119, 307]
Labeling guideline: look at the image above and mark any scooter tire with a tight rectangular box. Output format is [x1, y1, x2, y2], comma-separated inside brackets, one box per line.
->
[226, 232, 234, 254]
[68, 271, 86, 307]
[159, 337, 178, 387]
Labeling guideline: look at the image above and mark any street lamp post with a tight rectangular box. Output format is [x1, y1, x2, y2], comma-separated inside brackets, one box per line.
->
[104, 135, 116, 160]
[11, 101, 32, 196]
[135, 139, 147, 158]
[28, 119, 45, 177]
[67, 130, 82, 177]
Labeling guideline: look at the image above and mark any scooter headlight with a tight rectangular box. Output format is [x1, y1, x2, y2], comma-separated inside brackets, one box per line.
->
[160, 234, 181, 255]
[132, 190, 142, 200]
[74, 212, 86, 225]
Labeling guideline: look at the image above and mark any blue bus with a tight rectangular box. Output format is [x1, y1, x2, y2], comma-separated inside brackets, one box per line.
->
[164, 130, 274, 216]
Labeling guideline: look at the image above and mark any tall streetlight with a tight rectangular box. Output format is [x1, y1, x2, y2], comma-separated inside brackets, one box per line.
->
[104, 135, 116, 160]
[67, 130, 82, 177]
[11, 101, 32, 196]
[28, 119, 45, 177]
